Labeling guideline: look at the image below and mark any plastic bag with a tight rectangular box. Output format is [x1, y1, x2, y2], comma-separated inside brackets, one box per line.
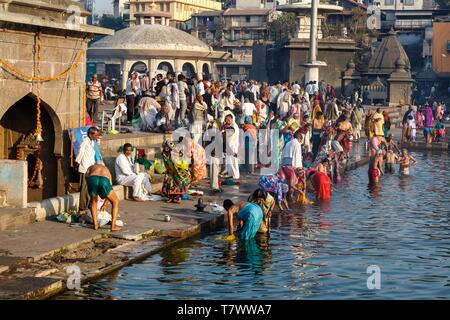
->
[153, 159, 166, 174]
[84, 210, 111, 227]
[210, 203, 225, 214]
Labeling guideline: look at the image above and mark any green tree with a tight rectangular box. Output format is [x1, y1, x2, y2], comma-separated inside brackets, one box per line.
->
[268, 12, 297, 41]
[98, 14, 128, 31]
[349, 7, 368, 42]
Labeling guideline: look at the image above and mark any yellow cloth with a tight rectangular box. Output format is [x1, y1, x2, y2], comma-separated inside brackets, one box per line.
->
[216, 234, 236, 241]
[372, 112, 384, 136]
[312, 104, 324, 123]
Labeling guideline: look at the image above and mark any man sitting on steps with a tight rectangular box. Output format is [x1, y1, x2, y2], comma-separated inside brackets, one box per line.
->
[115, 143, 152, 201]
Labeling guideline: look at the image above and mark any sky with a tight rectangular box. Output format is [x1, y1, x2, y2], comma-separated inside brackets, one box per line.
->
[94, 0, 114, 16]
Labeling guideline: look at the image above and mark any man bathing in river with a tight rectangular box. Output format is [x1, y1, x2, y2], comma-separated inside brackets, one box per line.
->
[369, 150, 384, 183]
[223, 199, 263, 241]
[398, 149, 417, 176]
[85, 164, 120, 232]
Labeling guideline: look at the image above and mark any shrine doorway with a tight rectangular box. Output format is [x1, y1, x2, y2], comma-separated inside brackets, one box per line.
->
[0, 94, 60, 202]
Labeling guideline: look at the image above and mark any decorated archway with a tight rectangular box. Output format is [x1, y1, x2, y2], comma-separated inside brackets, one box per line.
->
[0, 94, 61, 201]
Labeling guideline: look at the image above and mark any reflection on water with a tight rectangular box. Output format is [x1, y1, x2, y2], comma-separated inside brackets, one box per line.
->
[56, 151, 450, 300]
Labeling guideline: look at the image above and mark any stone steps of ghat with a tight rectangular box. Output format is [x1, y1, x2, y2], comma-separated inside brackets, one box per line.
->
[0, 207, 37, 232]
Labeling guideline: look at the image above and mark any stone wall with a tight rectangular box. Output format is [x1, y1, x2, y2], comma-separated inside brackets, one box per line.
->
[0, 160, 27, 208]
[0, 25, 91, 198]
[251, 39, 358, 94]
[286, 47, 356, 95]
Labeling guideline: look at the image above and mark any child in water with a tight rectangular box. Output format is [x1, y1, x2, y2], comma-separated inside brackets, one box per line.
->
[398, 149, 417, 176]
[385, 134, 400, 174]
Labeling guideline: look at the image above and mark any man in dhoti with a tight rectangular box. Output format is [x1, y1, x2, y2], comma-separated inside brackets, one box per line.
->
[115, 143, 152, 201]
[281, 130, 303, 169]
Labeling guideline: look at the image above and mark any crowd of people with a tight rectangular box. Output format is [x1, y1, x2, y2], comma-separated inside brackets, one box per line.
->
[79, 73, 447, 239]
[401, 102, 446, 144]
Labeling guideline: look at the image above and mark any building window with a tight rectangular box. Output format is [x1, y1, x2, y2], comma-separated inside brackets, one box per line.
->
[403, 0, 414, 5]
[384, 0, 394, 5]
[245, 16, 251, 23]
[234, 30, 240, 40]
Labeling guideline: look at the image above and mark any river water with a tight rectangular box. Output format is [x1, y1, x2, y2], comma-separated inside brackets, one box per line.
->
[57, 151, 450, 300]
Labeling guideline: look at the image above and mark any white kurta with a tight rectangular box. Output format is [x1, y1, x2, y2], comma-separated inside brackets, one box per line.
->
[115, 153, 152, 200]
[225, 123, 240, 179]
[277, 91, 291, 119]
[281, 139, 303, 168]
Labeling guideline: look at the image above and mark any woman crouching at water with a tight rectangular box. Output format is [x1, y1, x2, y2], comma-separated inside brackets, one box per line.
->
[398, 149, 417, 175]
[223, 199, 264, 241]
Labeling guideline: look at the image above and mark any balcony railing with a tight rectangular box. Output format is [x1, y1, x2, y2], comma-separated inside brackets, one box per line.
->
[394, 19, 432, 29]
[286, 0, 341, 5]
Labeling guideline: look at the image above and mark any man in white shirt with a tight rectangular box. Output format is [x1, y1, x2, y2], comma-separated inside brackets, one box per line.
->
[250, 80, 260, 100]
[292, 81, 301, 97]
[115, 143, 152, 201]
[196, 77, 205, 96]
[281, 130, 303, 168]
[222, 114, 240, 180]
[306, 81, 313, 96]
[177, 74, 189, 126]
[75, 127, 101, 213]
[311, 81, 318, 96]
[242, 98, 256, 117]
[269, 82, 281, 106]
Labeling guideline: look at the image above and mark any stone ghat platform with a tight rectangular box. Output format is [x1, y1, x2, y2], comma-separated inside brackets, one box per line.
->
[400, 141, 448, 151]
[0, 141, 371, 299]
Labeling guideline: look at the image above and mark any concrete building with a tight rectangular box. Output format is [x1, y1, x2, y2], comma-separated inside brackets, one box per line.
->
[78, 0, 96, 24]
[128, 0, 222, 29]
[367, 0, 443, 75]
[431, 20, 450, 94]
[0, 0, 112, 203]
[191, 8, 277, 80]
[432, 21, 450, 74]
[250, 0, 358, 90]
[232, 0, 283, 9]
[114, 0, 130, 18]
[88, 5, 229, 89]
[371, 0, 438, 30]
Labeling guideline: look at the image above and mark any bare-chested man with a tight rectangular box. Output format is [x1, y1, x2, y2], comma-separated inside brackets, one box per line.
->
[369, 150, 384, 183]
[336, 111, 353, 157]
[398, 149, 417, 176]
[85, 164, 120, 232]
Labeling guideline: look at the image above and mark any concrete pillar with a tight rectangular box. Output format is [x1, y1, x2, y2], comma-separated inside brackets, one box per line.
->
[151, 16, 155, 25]
[174, 59, 183, 75]
[121, 60, 130, 91]
[308, 0, 318, 64]
[148, 58, 157, 77]
[196, 61, 202, 80]
[161, 17, 166, 26]
[303, 0, 325, 84]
